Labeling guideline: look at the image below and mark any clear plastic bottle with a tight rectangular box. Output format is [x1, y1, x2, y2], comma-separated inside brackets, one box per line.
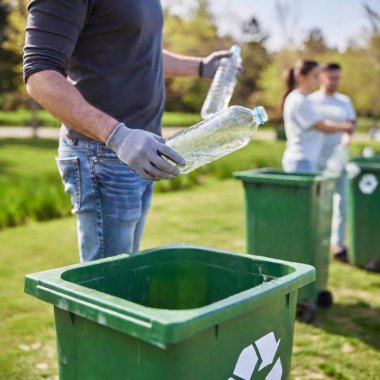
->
[167, 105, 268, 174]
[200, 45, 242, 120]
[323, 144, 349, 177]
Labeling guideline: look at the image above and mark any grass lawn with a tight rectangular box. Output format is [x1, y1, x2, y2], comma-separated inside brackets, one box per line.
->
[0, 137, 287, 229]
[0, 110, 202, 128]
[0, 139, 70, 228]
[0, 179, 379, 379]
[0, 109, 378, 134]
[1, 137, 379, 230]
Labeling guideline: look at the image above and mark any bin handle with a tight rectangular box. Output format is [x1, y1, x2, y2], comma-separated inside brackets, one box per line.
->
[36, 285, 153, 329]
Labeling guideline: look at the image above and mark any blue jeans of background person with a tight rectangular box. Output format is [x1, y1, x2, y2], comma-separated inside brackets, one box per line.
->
[282, 159, 316, 173]
[330, 173, 348, 249]
[316, 159, 348, 250]
[56, 136, 154, 262]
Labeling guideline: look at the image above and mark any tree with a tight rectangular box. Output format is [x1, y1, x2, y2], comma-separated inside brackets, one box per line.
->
[163, 1, 270, 113]
[302, 28, 330, 55]
[163, 0, 233, 112]
[0, 0, 20, 94]
[232, 17, 270, 107]
[256, 63, 283, 116]
[363, 2, 380, 117]
[3, 0, 27, 60]
[3, 0, 41, 134]
[274, 0, 300, 47]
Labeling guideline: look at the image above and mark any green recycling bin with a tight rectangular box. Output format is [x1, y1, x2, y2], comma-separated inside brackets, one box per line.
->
[234, 169, 336, 321]
[348, 156, 380, 272]
[25, 244, 314, 380]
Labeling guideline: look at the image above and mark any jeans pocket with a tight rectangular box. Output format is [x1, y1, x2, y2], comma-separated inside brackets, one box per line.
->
[56, 157, 81, 213]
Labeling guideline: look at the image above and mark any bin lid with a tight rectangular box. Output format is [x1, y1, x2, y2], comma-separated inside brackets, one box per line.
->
[25, 244, 315, 347]
[234, 168, 333, 187]
[350, 156, 380, 172]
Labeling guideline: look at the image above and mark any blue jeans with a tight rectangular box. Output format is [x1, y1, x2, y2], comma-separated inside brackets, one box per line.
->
[330, 173, 348, 249]
[317, 159, 348, 250]
[282, 159, 316, 173]
[56, 136, 154, 262]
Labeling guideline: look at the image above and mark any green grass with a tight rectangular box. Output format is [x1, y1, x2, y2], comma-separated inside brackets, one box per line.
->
[0, 138, 286, 228]
[356, 117, 380, 132]
[0, 109, 377, 134]
[0, 179, 379, 379]
[0, 138, 379, 230]
[0, 110, 59, 128]
[0, 110, 201, 128]
[162, 112, 201, 127]
[0, 139, 71, 229]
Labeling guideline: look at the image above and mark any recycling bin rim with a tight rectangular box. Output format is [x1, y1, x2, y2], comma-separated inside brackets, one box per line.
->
[234, 167, 334, 187]
[351, 154, 380, 162]
[25, 244, 315, 347]
[350, 156, 380, 171]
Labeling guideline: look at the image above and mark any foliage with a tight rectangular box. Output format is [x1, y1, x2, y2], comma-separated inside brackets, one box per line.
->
[259, 47, 380, 119]
[0, 110, 202, 128]
[1, 0, 380, 118]
[258, 3, 380, 119]
[0, 0, 20, 93]
[163, 0, 231, 112]
[231, 17, 271, 108]
[302, 28, 332, 56]
[163, 1, 270, 112]
[1, 138, 379, 230]
[0, 139, 71, 229]
[0, 138, 286, 229]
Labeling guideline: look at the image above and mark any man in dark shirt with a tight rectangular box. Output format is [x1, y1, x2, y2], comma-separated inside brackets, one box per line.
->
[24, 0, 234, 262]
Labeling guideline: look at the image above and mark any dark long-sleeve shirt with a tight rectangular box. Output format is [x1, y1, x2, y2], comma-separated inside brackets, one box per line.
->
[23, 0, 165, 140]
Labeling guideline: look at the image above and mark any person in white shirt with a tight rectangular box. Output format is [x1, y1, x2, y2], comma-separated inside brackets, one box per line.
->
[310, 63, 357, 263]
[282, 59, 354, 173]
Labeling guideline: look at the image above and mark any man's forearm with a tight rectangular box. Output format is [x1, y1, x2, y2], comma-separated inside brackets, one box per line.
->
[163, 50, 201, 77]
[314, 120, 353, 134]
[26, 70, 118, 142]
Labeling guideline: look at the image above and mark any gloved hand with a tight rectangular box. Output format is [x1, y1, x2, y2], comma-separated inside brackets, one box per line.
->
[106, 123, 186, 180]
[200, 50, 243, 78]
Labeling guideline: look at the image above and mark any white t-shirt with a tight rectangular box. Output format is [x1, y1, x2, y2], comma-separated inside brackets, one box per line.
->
[309, 91, 356, 169]
[283, 89, 323, 163]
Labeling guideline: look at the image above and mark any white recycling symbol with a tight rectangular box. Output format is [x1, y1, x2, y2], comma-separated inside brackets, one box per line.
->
[228, 332, 283, 380]
[359, 174, 378, 195]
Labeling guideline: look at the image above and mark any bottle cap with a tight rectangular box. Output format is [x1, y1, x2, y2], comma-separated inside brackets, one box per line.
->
[252, 106, 268, 125]
[230, 45, 241, 56]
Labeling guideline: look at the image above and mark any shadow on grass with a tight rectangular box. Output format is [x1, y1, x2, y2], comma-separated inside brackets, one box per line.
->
[0, 138, 57, 150]
[314, 301, 380, 350]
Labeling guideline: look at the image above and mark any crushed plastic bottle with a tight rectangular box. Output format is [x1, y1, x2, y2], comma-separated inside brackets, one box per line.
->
[167, 105, 268, 174]
[323, 144, 349, 177]
[201, 45, 242, 120]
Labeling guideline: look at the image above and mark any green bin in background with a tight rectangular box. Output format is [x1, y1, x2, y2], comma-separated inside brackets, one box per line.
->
[234, 169, 336, 322]
[25, 244, 314, 380]
[348, 156, 380, 272]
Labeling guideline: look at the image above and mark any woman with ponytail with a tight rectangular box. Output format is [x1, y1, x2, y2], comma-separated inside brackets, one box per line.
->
[282, 59, 354, 172]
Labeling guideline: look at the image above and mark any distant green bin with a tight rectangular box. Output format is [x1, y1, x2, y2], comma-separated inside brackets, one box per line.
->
[234, 169, 336, 316]
[348, 156, 380, 271]
[25, 244, 314, 380]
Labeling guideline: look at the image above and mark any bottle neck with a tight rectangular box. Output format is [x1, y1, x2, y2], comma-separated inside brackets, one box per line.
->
[251, 106, 268, 125]
[230, 45, 241, 59]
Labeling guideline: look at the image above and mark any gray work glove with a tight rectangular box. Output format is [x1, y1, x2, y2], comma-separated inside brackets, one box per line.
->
[106, 123, 185, 180]
[199, 50, 243, 78]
